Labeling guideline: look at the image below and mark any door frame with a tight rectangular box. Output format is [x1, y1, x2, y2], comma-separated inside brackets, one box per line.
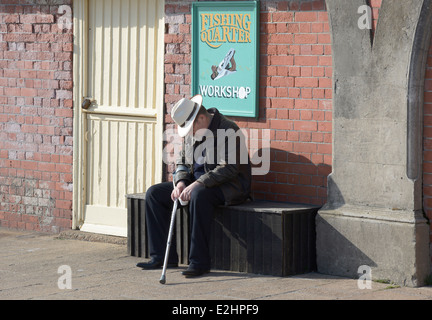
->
[72, 0, 165, 231]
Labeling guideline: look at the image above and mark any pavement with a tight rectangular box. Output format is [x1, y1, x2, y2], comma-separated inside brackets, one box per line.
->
[2, 227, 432, 301]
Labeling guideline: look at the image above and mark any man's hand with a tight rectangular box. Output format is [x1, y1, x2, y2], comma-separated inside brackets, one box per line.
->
[179, 181, 203, 202]
[171, 181, 186, 201]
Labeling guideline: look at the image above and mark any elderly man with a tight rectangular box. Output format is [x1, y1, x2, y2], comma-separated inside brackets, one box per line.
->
[137, 94, 251, 277]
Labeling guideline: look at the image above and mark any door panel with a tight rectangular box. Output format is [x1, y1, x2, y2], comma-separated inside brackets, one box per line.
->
[87, 0, 163, 112]
[86, 115, 156, 208]
[77, 0, 164, 236]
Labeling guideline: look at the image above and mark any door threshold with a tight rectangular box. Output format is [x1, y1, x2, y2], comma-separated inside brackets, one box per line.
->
[80, 223, 127, 238]
[57, 228, 127, 244]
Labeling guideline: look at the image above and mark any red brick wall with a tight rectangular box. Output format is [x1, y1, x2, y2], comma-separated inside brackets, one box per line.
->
[0, 1, 73, 232]
[1, 0, 429, 236]
[164, 0, 332, 206]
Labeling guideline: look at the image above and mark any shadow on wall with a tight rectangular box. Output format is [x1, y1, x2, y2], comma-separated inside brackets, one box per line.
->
[325, 173, 345, 209]
[250, 148, 332, 206]
[316, 215, 378, 276]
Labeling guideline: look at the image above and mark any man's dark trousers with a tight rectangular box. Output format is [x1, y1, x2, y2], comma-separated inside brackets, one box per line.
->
[145, 181, 225, 270]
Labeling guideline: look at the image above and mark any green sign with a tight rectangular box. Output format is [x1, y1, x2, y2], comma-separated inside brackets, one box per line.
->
[191, 1, 260, 118]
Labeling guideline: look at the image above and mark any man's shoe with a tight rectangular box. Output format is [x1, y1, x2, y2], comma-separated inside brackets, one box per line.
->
[181, 266, 210, 278]
[136, 259, 178, 270]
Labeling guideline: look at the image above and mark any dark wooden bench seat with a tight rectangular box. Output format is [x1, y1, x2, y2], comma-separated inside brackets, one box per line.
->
[126, 193, 319, 277]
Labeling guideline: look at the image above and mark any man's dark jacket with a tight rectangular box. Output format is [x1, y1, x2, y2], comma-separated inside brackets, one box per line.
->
[173, 108, 252, 205]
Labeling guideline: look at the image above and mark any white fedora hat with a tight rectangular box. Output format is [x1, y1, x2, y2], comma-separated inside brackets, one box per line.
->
[171, 94, 203, 137]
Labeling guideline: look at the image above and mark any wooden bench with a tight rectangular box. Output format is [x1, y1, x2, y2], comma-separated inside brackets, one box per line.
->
[126, 193, 319, 276]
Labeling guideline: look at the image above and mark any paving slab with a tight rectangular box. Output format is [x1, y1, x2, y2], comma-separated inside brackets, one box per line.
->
[1, 227, 432, 302]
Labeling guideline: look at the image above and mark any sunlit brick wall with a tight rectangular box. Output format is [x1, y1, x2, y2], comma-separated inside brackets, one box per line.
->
[164, 0, 332, 205]
[0, 1, 73, 232]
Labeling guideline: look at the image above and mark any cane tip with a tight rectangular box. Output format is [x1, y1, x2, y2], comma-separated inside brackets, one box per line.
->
[159, 277, 166, 284]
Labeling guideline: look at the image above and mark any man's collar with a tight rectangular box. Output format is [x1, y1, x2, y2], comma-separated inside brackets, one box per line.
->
[206, 108, 220, 133]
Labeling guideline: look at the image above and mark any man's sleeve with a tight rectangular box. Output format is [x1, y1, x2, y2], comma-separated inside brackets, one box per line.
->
[173, 138, 193, 186]
[196, 130, 242, 188]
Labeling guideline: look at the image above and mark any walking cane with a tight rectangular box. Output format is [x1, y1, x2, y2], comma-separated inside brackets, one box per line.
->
[159, 198, 179, 285]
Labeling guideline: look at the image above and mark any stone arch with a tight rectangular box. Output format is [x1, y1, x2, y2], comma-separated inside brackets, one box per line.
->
[317, 0, 432, 286]
[408, 0, 432, 182]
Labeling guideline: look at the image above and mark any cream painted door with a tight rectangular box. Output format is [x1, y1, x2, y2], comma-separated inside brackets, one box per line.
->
[73, 0, 164, 236]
